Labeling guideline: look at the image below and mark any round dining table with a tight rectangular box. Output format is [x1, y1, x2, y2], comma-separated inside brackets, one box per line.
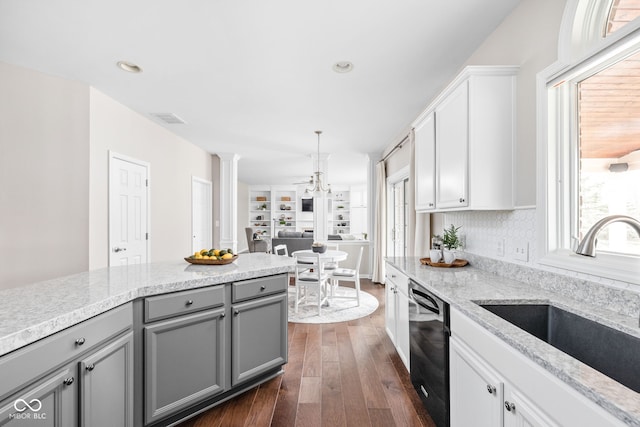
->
[290, 249, 348, 263]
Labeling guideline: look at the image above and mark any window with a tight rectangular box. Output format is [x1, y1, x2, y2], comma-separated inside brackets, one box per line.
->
[539, 0, 640, 284]
[387, 169, 409, 259]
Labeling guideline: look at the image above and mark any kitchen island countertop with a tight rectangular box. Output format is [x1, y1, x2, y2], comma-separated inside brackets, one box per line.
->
[0, 253, 294, 357]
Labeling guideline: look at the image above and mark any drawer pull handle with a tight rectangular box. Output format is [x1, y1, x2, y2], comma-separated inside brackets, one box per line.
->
[75, 337, 86, 346]
[185, 300, 194, 306]
[63, 377, 74, 386]
[86, 364, 95, 372]
[487, 385, 496, 394]
[504, 401, 516, 412]
[260, 286, 266, 291]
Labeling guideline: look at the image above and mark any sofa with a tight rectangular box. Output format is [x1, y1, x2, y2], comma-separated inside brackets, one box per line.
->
[271, 230, 342, 256]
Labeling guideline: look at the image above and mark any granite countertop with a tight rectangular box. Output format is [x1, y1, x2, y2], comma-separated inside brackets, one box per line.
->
[0, 253, 294, 357]
[386, 256, 640, 426]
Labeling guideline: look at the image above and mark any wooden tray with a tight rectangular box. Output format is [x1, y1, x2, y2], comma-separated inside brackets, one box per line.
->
[420, 258, 468, 268]
[184, 255, 238, 265]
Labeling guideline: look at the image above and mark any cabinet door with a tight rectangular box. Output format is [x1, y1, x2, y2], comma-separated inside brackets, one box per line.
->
[414, 112, 436, 211]
[436, 81, 469, 209]
[450, 337, 503, 427]
[0, 366, 77, 427]
[232, 293, 287, 386]
[384, 281, 397, 345]
[79, 331, 133, 427]
[144, 308, 226, 424]
[395, 288, 410, 372]
[503, 388, 559, 427]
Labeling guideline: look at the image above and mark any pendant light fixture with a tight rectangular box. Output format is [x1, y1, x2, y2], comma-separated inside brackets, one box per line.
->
[305, 130, 332, 196]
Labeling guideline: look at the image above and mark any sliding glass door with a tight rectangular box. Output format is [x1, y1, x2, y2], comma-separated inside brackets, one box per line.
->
[388, 176, 409, 258]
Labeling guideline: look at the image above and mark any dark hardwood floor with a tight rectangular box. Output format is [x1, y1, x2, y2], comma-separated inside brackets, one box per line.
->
[178, 279, 435, 427]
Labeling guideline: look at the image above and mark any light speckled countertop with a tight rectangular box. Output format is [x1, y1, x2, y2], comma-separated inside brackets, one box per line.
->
[386, 256, 640, 426]
[0, 253, 294, 357]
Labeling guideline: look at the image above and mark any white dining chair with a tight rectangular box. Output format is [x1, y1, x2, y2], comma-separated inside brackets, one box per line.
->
[329, 246, 363, 306]
[293, 252, 329, 316]
[324, 242, 340, 271]
[272, 244, 289, 257]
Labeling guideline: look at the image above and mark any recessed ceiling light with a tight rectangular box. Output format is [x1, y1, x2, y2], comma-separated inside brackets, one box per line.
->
[333, 61, 354, 73]
[117, 61, 142, 73]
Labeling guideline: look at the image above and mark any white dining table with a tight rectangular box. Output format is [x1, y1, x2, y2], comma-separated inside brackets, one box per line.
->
[291, 249, 348, 263]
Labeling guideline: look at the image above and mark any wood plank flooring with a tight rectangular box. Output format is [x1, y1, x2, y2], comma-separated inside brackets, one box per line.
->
[178, 280, 435, 427]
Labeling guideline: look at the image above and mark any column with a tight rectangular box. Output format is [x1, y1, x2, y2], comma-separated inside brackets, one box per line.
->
[218, 153, 239, 253]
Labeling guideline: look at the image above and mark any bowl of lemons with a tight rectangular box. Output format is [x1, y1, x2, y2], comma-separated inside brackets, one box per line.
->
[185, 248, 238, 265]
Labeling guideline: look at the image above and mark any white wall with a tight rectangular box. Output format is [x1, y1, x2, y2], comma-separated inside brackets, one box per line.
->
[89, 88, 213, 269]
[0, 62, 90, 289]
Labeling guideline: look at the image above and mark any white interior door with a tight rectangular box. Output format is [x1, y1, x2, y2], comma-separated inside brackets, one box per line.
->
[109, 153, 149, 266]
[192, 177, 212, 253]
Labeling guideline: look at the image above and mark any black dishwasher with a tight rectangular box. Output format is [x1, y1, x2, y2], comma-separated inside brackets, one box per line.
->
[409, 279, 450, 427]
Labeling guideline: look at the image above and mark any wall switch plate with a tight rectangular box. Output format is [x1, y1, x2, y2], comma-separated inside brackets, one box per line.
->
[514, 242, 529, 262]
[496, 239, 505, 257]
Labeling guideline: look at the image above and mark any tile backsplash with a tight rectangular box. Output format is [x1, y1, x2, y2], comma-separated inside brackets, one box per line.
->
[443, 207, 638, 295]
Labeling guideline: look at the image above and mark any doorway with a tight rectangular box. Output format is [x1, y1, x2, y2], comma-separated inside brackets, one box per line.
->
[387, 168, 409, 258]
[109, 152, 149, 266]
[192, 177, 212, 253]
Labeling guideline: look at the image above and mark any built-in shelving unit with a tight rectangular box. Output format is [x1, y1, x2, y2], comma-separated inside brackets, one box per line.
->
[330, 191, 351, 235]
[274, 189, 297, 234]
[249, 188, 271, 237]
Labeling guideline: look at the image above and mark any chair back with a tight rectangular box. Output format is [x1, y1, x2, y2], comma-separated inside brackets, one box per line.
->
[294, 252, 323, 281]
[273, 244, 289, 257]
[354, 246, 364, 271]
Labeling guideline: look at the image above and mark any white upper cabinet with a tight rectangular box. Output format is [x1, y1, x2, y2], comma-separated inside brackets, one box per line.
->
[413, 66, 517, 212]
[414, 112, 436, 211]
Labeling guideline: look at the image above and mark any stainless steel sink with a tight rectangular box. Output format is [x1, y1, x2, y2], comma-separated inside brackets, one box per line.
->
[478, 303, 640, 393]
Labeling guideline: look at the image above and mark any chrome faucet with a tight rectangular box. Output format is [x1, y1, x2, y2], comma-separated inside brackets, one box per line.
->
[575, 215, 640, 257]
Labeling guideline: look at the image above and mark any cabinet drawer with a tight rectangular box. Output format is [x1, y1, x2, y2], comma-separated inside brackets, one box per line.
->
[232, 274, 287, 303]
[386, 263, 409, 294]
[0, 303, 132, 401]
[144, 286, 225, 323]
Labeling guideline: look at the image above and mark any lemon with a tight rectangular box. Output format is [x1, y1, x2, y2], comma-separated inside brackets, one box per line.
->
[213, 249, 220, 256]
[194, 253, 203, 259]
[221, 253, 233, 260]
[200, 249, 208, 255]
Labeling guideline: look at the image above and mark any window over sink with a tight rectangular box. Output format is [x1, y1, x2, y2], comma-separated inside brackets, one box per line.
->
[538, 0, 640, 285]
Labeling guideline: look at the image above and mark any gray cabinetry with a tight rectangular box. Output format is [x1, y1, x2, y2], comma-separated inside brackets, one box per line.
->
[0, 366, 77, 427]
[231, 275, 288, 386]
[0, 304, 133, 427]
[80, 331, 134, 427]
[144, 307, 227, 424]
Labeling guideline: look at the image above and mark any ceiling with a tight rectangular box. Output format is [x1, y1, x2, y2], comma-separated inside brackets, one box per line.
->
[0, 0, 521, 186]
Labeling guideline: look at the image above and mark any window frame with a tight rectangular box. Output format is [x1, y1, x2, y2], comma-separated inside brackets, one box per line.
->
[537, 0, 640, 286]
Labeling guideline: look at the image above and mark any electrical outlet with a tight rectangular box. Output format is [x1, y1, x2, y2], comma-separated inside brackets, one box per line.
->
[514, 242, 529, 262]
[496, 239, 505, 257]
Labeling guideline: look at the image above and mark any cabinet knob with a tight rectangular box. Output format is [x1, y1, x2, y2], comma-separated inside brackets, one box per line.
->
[486, 385, 496, 394]
[234, 310, 240, 316]
[504, 401, 516, 412]
[75, 337, 86, 346]
[428, 203, 434, 207]
[63, 377, 75, 386]
[459, 197, 466, 203]
[220, 313, 226, 318]
[260, 286, 266, 291]
[86, 364, 95, 372]
[185, 300, 194, 306]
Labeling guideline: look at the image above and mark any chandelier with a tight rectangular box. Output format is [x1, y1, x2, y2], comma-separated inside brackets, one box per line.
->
[305, 130, 332, 196]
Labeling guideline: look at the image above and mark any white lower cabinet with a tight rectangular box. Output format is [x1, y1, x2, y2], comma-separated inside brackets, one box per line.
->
[450, 308, 624, 427]
[384, 262, 410, 371]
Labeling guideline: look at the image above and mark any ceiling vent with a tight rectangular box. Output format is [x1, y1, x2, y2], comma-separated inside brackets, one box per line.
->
[150, 113, 186, 124]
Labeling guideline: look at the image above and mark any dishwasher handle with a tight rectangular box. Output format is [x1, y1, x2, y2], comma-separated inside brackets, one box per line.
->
[410, 287, 440, 315]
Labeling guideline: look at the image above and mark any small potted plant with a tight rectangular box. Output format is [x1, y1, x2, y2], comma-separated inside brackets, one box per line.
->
[442, 224, 461, 264]
[260, 203, 267, 211]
